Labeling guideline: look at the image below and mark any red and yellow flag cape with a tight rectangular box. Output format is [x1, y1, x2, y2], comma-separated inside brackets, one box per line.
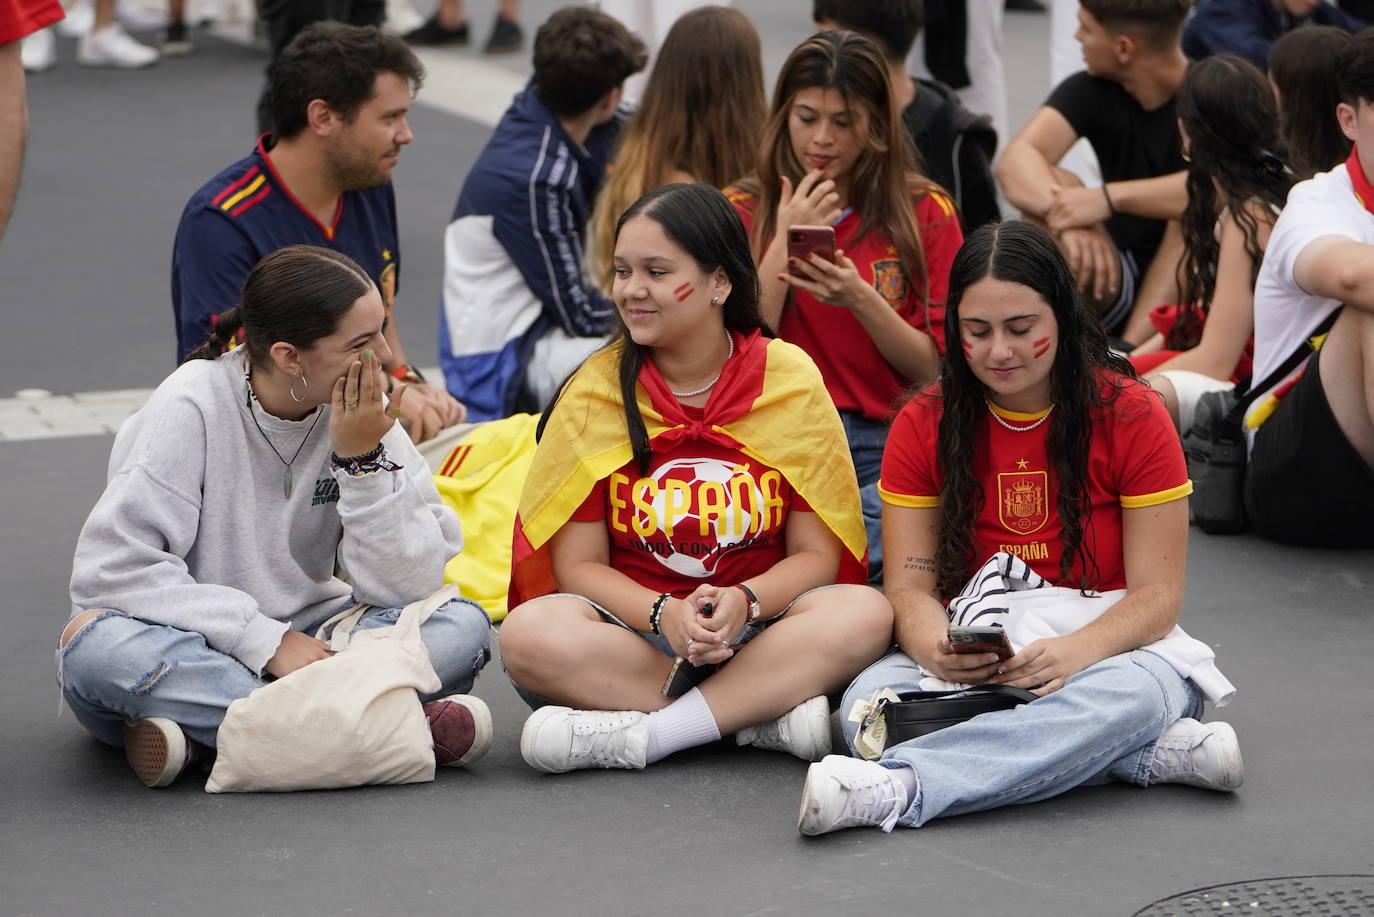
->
[508, 330, 868, 608]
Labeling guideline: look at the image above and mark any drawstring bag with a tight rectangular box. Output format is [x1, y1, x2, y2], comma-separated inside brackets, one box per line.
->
[206, 587, 456, 793]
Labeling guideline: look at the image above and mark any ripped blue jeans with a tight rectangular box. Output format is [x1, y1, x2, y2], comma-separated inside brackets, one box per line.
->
[56, 598, 493, 749]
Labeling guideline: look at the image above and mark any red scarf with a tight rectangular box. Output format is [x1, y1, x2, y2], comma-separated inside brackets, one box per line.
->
[1346, 145, 1374, 214]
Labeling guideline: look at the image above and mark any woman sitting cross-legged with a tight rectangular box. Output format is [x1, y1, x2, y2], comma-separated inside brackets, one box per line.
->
[797, 222, 1240, 836]
[499, 183, 894, 774]
[58, 246, 494, 788]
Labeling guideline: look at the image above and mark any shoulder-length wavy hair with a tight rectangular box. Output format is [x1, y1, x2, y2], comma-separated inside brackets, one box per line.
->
[537, 183, 769, 472]
[1270, 26, 1353, 181]
[736, 30, 928, 298]
[1172, 54, 1294, 350]
[932, 222, 1135, 599]
[587, 6, 766, 294]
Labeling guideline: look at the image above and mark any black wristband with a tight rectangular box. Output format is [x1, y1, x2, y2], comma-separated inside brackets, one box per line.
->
[330, 445, 401, 476]
[649, 593, 672, 635]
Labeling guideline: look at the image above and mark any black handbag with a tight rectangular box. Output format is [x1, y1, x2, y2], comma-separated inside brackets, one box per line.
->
[1182, 309, 1341, 534]
[878, 685, 1038, 747]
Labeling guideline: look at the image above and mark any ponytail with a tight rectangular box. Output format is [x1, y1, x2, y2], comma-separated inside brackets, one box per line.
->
[184, 308, 245, 363]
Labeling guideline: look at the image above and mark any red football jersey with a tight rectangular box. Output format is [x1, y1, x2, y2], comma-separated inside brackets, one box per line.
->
[878, 375, 1191, 592]
[571, 402, 812, 598]
[0, 0, 62, 43]
[726, 184, 963, 420]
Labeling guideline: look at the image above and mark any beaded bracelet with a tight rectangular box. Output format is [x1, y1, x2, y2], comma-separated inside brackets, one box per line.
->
[649, 593, 672, 635]
[330, 445, 402, 477]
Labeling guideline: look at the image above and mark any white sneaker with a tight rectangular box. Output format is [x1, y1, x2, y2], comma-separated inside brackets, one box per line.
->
[520, 706, 649, 773]
[736, 696, 832, 761]
[1149, 718, 1243, 792]
[122, 718, 191, 788]
[57, 0, 94, 37]
[798, 755, 908, 836]
[384, 0, 425, 35]
[78, 23, 159, 68]
[21, 28, 56, 72]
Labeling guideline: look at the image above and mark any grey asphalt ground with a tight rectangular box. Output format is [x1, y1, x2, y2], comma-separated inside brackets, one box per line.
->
[3, 5, 1373, 916]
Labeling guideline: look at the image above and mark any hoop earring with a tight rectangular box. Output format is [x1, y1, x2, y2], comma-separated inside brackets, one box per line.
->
[289, 372, 308, 403]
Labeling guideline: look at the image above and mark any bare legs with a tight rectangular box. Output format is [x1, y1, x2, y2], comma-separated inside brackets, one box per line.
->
[1319, 306, 1374, 467]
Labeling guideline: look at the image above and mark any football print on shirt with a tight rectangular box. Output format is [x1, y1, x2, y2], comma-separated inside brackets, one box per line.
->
[605, 456, 788, 579]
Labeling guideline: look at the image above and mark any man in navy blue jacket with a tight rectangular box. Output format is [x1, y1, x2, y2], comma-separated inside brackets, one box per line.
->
[1183, 0, 1363, 70]
[438, 7, 647, 422]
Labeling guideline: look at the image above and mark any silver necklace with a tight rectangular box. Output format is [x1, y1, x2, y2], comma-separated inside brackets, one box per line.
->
[986, 399, 1054, 432]
[246, 368, 323, 498]
[669, 332, 735, 399]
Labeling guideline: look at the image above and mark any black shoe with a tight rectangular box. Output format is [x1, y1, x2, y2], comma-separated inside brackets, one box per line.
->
[1006, 0, 1048, 10]
[404, 14, 470, 46]
[161, 20, 191, 55]
[483, 14, 522, 54]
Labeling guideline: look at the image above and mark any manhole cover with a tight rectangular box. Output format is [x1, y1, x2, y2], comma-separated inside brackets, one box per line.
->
[1134, 875, 1374, 916]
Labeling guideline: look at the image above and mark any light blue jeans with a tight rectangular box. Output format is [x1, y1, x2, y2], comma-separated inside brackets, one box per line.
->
[57, 598, 493, 749]
[839, 648, 1203, 827]
[838, 410, 887, 584]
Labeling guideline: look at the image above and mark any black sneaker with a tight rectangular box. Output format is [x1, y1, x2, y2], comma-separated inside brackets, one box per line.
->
[483, 14, 522, 54]
[404, 14, 470, 46]
[161, 20, 191, 55]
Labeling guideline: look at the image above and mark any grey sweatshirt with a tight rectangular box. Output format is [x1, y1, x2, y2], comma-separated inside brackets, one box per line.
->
[69, 349, 464, 675]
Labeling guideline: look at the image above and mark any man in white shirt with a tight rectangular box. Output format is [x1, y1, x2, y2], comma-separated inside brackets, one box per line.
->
[1245, 32, 1374, 547]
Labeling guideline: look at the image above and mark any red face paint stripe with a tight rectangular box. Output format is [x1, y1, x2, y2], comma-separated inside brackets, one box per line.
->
[1034, 339, 1052, 357]
[1032, 337, 1050, 347]
[673, 283, 695, 302]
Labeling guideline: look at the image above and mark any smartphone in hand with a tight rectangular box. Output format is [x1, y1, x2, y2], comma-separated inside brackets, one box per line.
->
[787, 225, 836, 276]
[947, 625, 1014, 660]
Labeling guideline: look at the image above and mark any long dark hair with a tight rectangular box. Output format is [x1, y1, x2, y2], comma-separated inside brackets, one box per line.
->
[184, 245, 373, 364]
[536, 183, 767, 472]
[1270, 27, 1353, 180]
[737, 30, 929, 301]
[933, 222, 1135, 599]
[1173, 54, 1294, 350]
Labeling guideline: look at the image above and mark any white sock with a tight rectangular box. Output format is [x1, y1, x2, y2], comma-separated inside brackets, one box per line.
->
[645, 688, 721, 764]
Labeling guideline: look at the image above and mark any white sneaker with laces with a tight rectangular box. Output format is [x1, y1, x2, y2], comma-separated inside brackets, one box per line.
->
[798, 755, 908, 836]
[78, 23, 159, 68]
[736, 695, 832, 761]
[1149, 718, 1243, 792]
[520, 706, 649, 773]
[58, 1, 94, 37]
[21, 27, 56, 72]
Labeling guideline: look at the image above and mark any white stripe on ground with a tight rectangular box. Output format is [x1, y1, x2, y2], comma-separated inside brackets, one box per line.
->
[0, 369, 443, 442]
[3, 25, 522, 442]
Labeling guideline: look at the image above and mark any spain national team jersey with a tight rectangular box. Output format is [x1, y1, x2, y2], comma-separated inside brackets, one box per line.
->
[724, 184, 963, 420]
[570, 397, 812, 599]
[171, 137, 401, 362]
[0, 0, 62, 43]
[878, 375, 1192, 592]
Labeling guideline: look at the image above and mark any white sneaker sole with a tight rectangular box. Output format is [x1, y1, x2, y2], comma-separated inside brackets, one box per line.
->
[738, 695, 832, 761]
[797, 762, 831, 836]
[1206, 721, 1244, 791]
[122, 718, 187, 788]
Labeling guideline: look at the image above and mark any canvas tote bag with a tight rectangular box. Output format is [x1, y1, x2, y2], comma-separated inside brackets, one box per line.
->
[205, 586, 456, 793]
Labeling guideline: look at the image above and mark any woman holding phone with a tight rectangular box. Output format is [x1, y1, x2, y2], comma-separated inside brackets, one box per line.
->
[58, 246, 493, 787]
[797, 222, 1240, 836]
[724, 30, 964, 576]
[499, 183, 892, 774]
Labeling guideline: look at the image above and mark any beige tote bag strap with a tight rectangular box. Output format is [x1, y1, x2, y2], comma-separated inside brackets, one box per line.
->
[389, 585, 461, 644]
[315, 602, 369, 651]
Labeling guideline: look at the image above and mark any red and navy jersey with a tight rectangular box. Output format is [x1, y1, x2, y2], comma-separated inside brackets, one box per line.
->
[171, 137, 401, 362]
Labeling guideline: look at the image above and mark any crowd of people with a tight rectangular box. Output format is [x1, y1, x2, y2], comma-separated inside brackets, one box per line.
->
[6, 0, 1371, 835]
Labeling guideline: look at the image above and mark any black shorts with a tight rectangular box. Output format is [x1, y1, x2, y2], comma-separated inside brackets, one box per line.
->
[1244, 348, 1374, 547]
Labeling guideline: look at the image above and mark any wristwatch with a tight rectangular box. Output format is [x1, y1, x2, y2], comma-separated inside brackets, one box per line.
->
[389, 363, 427, 384]
[736, 583, 762, 623]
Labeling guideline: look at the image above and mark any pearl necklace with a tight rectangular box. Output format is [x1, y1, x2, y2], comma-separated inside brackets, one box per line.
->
[986, 399, 1054, 432]
[669, 332, 735, 399]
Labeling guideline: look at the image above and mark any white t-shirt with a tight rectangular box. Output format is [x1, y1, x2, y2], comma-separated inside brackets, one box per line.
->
[1247, 163, 1373, 432]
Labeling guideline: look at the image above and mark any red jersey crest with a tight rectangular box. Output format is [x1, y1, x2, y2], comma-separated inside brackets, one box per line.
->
[998, 470, 1048, 535]
[869, 258, 909, 311]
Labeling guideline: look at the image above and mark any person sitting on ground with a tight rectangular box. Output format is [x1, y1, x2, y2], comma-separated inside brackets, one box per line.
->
[585, 5, 767, 295]
[438, 6, 647, 423]
[725, 30, 964, 579]
[172, 22, 466, 446]
[812, 0, 1002, 230]
[499, 183, 893, 775]
[1128, 55, 1296, 433]
[1182, 0, 1363, 71]
[1269, 26, 1354, 180]
[60, 246, 494, 788]
[997, 0, 1190, 344]
[1244, 32, 1374, 547]
[797, 221, 1241, 837]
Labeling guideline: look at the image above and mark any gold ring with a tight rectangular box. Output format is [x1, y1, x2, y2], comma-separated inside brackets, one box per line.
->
[344, 399, 359, 409]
